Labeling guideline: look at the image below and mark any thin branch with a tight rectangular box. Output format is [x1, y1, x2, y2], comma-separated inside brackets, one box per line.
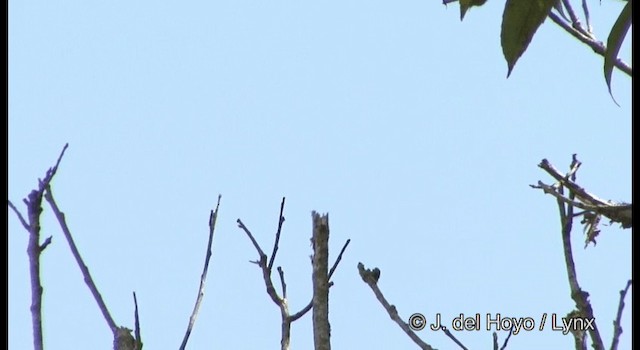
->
[581, 0, 592, 33]
[561, 0, 582, 29]
[548, 12, 632, 77]
[133, 292, 142, 350]
[7, 143, 69, 350]
[238, 206, 350, 349]
[7, 200, 29, 230]
[357, 263, 439, 350]
[277, 266, 287, 299]
[44, 185, 118, 333]
[610, 280, 632, 350]
[329, 239, 350, 279]
[237, 219, 268, 259]
[39, 236, 53, 252]
[268, 197, 286, 271]
[441, 327, 468, 350]
[538, 157, 605, 350]
[289, 239, 351, 322]
[499, 327, 514, 350]
[179, 195, 221, 350]
[238, 211, 291, 350]
[534, 158, 632, 228]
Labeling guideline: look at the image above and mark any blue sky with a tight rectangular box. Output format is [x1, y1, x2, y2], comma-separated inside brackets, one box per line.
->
[9, 1, 631, 349]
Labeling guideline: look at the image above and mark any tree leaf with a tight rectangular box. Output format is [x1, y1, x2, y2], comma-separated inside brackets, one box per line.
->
[460, 0, 488, 21]
[604, 0, 631, 105]
[501, 0, 555, 77]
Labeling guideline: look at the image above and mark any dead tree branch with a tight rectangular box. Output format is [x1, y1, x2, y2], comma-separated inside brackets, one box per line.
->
[7, 143, 68, 350]
[610, 280, 632, 350]
[532, 157, 632, 233]
[44, 185, 118, 333]
[179, 195, 222, 350]
[548, 7, 632, 77]
[358, 262, 447, 350]
[237, 200, 349, 350]
[133, 292, 143, 350]
[311, 212, 331, 350]
[532, 155, 614, 350]
[290, 239, 350, 322]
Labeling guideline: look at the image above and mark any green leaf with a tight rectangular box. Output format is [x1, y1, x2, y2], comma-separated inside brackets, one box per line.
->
[604, 0, 631, 105]
[459, 0, 488, 21]
[501, 0, 555, 77]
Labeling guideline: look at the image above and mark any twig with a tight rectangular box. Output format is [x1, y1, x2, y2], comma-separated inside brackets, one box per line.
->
[537, 157, 605, 350]
[329, 239, 350, 279]
[268, 197, 286, 271]
[7, 200, 29, 230]
[534, 158, 632, 229]
[289, 239, 351, 322]
[581, 0, 592, 33]
[237, 219, 267, 259]
[499, 327, 514, 350]
[610, 280, 632, 350]
[561, 0, 582, 30]
[44, 185, 118, 333]
[133, 292, 142, 350]
[548, 12, 632, 77]
[277, 266, 287, 299]
[238, 204, 350, 349]
[357, 263, 439, 350]
[441, 327, 468, 350]
[237, 216, 289, 349]
[7, 143, 69, 350]
[179, 195, 221, 350]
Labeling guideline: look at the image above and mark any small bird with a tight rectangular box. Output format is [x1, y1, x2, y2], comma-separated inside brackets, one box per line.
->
[371, 268, 381, 283]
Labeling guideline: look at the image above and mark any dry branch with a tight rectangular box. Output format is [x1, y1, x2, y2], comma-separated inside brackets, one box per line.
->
[357, 263, 444, 350]
[610, 280, 632, 350]
[7, 143, 68, 350]
[45, 186, 118, 334]
[533, 157, 632, 231]
[133, 292, 143, 350]
[237, 201, 349, 350]
[311, 212, 331, 350]
[531, 156, 625, 350]
[179, 195, 221, 350]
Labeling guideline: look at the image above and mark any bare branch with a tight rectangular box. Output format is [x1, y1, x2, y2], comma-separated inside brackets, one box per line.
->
[534, 156, 605, 350]
[311, 212, 331, 350]
[133, 292, 142, 350]
[581, 0, 592, 33]
[277, 266, 287, 299]
[44, 185, 118, 333]
[610, 280, 632, 350]
[237, 219, 268, 259]
[237, 215, 290, 349]
[534, 158, 632, 229]
[329, 239, 350, 279]
[561, 0, 582, 30]
[7, 200, 29, 230]
[268, 197, 286, 271]
[179, 195, 221, 350]
[39, 236, 53, 252]
[7, 143, 69, 350]
[499, 327, 514, 350]
[357, 263, 440, 350]
[548, 12, 632, 77]
[289, 239, 350, 323]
